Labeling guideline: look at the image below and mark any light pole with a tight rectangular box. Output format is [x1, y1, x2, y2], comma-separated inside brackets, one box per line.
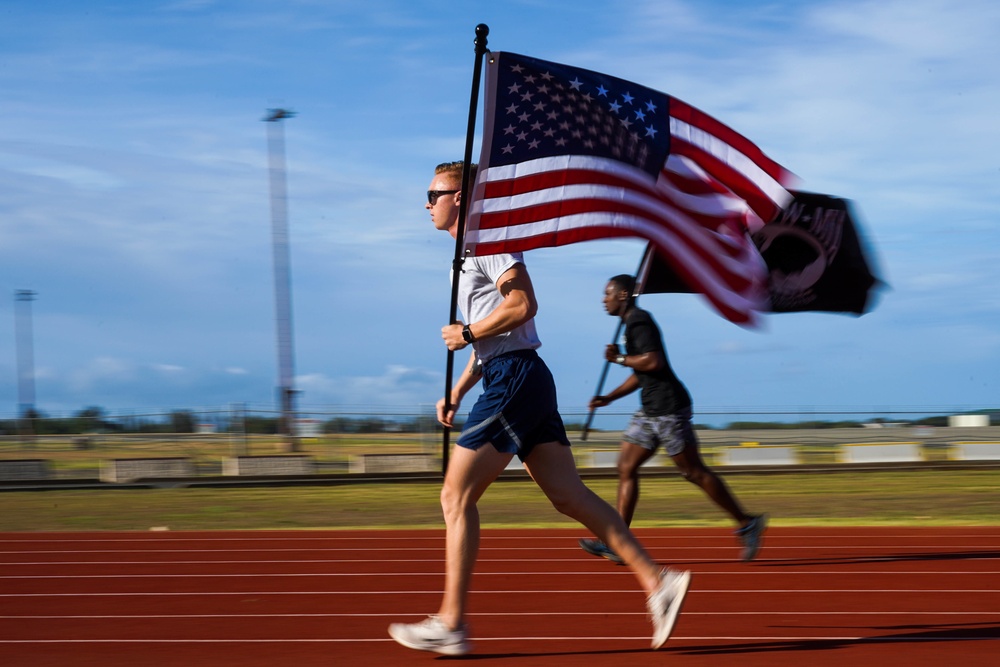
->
[264, 108, 299, 451]
[14, 289, 37, 441]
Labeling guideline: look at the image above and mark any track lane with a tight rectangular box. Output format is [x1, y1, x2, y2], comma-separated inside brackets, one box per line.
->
[2, 527, 998, 666]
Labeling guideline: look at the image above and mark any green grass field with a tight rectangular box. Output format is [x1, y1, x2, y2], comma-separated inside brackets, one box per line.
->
[2, 469, 997, 531]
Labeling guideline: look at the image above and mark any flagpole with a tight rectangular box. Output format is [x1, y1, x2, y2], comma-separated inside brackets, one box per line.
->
[580, 243, 654, 441]
[442, 23, 489, 476]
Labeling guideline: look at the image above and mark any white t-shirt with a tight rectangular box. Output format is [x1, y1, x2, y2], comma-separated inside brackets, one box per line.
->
[456, 252, 541, 362]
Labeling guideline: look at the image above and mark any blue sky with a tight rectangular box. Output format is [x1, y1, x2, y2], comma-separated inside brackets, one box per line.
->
[1, 0, 998, 425]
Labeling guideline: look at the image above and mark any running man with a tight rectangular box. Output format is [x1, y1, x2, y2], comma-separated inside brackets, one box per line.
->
[388, 162, 692, 656]
[580, 274, 767, 565]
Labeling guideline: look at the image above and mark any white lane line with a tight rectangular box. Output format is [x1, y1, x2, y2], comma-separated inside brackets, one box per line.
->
[4, 570, 1000, 579]
[2, 588, 998, 597]
[0, 635, 989, 644]
[1, 532, 997, 543]
[0, 560, 1000, 574]
[2, 559, 994, 570]
[2, 544, 998, 555]
[0, 550, 993, 562]
[3, 611, 999, 619]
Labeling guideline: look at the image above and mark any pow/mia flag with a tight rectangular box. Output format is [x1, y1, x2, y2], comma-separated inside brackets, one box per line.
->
[638, 191, 883, 316]
[754, 191, 881, 314]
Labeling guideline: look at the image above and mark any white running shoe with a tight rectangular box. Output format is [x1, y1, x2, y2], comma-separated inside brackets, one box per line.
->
[647, 568, 691, 649]
[388, 615, 471, 656]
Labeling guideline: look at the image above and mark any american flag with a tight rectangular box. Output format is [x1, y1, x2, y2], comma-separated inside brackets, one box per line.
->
[465, 52, 797, 326]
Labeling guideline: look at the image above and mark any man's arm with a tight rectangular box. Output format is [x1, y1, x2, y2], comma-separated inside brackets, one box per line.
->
[437, 351, 483, 428]
[590, 373, 641, 410]
[604, 317, 666, 372]
[441, 263, 536, 349]
[609, 348, 666, 373]
[591, 317, 665, 408]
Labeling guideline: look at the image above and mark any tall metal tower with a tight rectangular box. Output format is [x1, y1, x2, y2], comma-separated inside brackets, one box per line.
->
[14, 289, 37, 439]
[264, 108, 299, 450]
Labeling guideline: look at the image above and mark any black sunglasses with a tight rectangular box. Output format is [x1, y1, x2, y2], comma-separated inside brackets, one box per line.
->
[427, 189, 459, 205]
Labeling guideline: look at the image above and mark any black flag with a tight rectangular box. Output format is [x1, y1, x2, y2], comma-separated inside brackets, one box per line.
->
[755, 191, 880, 314]
[639, 191, 882, 315]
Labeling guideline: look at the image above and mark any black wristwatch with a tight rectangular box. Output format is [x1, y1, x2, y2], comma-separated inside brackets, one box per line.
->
[462, 324, 477, 344]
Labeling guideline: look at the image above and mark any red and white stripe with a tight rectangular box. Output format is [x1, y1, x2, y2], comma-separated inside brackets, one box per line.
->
[667, 96, 795, 225]
[467, 153, 771, 325]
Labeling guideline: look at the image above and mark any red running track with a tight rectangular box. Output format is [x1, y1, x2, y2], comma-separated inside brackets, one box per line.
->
[1, 527, 998, 666]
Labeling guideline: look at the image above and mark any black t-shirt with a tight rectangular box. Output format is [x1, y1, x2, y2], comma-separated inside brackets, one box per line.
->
[623, 308, 692, 416]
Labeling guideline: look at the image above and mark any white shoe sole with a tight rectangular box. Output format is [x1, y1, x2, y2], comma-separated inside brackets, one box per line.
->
[388, 624, 471, 656]
[651, 570, 691, 649]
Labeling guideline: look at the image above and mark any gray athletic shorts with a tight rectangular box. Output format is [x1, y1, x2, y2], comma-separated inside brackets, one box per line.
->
[622, 406, 697, 456]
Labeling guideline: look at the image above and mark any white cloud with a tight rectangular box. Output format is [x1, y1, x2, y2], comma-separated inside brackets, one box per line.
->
[0, 152, 125, 190]
[67, 357, 136, 392]
[152, 364, 185, 374]
[295, 365, 442, 409]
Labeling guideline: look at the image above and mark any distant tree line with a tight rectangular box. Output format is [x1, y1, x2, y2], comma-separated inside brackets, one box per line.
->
[723, 416, 952, 430]
[0, 406, 199, 436]
[0, 407, 441, 436]
[1, 407, 994, 437]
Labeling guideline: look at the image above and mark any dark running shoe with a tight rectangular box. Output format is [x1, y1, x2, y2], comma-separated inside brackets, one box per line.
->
[579, 537, 625, 565]
[735, 513, 768, 561]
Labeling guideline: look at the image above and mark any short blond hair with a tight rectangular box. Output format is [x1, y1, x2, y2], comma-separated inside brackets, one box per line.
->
[435, 161, 478, 185]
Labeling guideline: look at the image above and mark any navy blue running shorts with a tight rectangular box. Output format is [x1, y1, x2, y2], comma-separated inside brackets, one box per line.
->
[457, 349, 571, 461]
